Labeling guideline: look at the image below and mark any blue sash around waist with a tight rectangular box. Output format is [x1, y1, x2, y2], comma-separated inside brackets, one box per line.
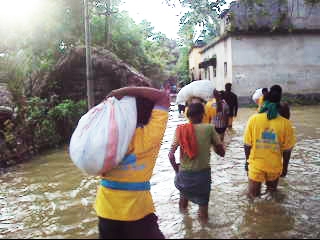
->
[100, 179, 151, 191]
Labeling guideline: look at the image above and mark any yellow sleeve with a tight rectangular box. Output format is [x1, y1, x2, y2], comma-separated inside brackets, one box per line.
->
[140, 107, 169, 150]
[184, 106, 189, 119]
[244, 116, 254, 146]
[205, 101, 216, 123]
[281, 120, 296, 151]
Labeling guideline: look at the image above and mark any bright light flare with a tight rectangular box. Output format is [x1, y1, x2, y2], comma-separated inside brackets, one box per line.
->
[0, 0, 43, 28]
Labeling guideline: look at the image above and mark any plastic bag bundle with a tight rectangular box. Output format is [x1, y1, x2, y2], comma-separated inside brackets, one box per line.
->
[252, 88, 263, 104]
[176, 80, 214, 104]
[69, 96, 137, 175]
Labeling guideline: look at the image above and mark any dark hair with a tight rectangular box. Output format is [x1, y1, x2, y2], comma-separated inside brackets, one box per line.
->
[269, 85, 282, 103]
[136, 97, 154, 126]
[262, 88, 269, 101]
[213, 89, 223, 112]
[225, 83, 232, 92]
[186, 103, 204, 120]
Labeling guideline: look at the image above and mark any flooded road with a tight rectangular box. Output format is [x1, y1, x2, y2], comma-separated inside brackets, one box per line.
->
[0, 106, 319, 239]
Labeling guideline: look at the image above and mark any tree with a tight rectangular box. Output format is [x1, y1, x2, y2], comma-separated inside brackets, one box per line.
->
[0, 0, 181, 94]
[165, 0, 227, 44]
[175, 47, 190, 86]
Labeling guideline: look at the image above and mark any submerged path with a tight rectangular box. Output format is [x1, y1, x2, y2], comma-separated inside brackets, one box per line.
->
[0, 106, 319, 239]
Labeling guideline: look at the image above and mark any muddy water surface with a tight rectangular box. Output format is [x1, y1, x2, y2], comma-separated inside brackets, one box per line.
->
[0, 106, 319, 239]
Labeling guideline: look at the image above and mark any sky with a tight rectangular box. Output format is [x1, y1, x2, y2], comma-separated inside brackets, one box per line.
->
[120, 0, 185, 39]
[120, 0, 233, 40]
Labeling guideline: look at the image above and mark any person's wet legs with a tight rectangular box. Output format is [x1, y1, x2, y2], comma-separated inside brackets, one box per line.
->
[248, 179, 262, 199]
[179, 194, 189, 213]
[266, 178, 279, 193]
[198, 205, 209, 224]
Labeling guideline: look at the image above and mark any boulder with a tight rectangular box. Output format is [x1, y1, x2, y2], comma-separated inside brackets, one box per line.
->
[34, 47, 153, 105]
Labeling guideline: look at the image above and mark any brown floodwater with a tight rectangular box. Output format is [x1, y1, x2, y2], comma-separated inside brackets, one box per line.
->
[0, 106, 319, 239]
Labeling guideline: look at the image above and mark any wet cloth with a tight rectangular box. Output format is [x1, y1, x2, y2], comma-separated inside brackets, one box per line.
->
[98, 214, 164, 239]
[176, 124, 198, 159]
[259, 101, 279, 120]
[214, 100, 229, 128]
[175, 168, 211, 206]
[248, 165, 281, 183]
[173, 124, 221, 172]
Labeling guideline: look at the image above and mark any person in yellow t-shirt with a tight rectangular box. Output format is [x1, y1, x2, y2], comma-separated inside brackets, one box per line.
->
[95, 87, 170, 239]
[184, 97, 216, 124]
[205, 97, 217, 124]
[243, 85, 296, 199]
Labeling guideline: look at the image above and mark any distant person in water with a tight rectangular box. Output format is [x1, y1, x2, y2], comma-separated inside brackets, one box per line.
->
[213, 89, 229, 142]
[224, 83, 238, 129]
[184, 97, 216, 124]
[169, 103, 225, 224]
[244, 85, 296, 199]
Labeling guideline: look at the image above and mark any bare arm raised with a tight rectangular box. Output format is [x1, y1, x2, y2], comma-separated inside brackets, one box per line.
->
[107, 87, 170, 109]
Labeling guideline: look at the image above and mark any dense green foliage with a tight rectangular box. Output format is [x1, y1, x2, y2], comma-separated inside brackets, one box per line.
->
[0, 0, 180, 87]
[165, 0, 226, 45]
[0, 97, 87, 167]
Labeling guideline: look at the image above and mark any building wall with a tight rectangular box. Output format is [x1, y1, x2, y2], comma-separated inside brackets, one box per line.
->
[287, 0, 320, 30]
[188, 47, 203, 81]
[226, 0, 320, 33]
[200, 37, 233, 90]
[231, 34, 320, 97]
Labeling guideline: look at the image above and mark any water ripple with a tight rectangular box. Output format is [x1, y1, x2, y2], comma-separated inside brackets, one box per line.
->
[0, 106, 319, 239]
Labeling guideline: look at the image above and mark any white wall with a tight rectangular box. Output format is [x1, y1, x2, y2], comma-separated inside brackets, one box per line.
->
[201, 37, 233, 90]
[231, 34, 320, 97]
[189, 47, 202, 80]
[288, 0, 320, 30]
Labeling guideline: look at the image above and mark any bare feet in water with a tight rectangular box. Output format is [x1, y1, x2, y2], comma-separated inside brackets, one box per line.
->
[198, 205, 209, 224]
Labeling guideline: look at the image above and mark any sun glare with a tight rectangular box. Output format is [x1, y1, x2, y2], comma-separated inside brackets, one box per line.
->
[0, 0, 42, 27]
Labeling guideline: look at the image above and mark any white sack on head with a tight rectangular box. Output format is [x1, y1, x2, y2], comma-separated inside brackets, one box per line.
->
[176, 80, 214, 104]
[69, 96, 137, 175]
[252, 88, 263, 104]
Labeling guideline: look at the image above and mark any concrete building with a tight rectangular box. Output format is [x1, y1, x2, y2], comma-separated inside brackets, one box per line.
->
[190, 0, 320, 103]
[189, 40, 207, 81]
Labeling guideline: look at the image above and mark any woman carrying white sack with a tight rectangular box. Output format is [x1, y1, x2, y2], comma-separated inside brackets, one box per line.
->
[95, 86, 170, 239]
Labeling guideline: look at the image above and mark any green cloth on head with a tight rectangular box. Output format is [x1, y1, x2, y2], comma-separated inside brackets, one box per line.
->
[259, 100, 279, 120]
